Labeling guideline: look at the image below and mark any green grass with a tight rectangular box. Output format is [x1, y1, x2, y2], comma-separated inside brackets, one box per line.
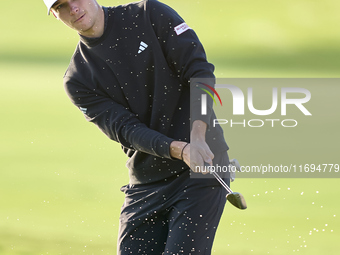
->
[1, 0, 340, 254]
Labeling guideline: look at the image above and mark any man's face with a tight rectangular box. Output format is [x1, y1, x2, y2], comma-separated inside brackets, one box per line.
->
[51, 0, 103, 37]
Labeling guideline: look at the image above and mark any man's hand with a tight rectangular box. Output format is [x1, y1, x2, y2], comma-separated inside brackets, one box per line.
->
[170, 120, 214, 174]
[189, 120, 214, 174]
[188, 141, 214, 174]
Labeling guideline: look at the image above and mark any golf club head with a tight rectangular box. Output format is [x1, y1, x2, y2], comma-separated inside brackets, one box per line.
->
[226, 192, 247, 210]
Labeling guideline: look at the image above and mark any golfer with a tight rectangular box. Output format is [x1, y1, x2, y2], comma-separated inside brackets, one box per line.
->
[43, 0, 230, 254]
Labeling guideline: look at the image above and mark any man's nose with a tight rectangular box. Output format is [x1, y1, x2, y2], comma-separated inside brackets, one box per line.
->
[69, 1, 79, 15]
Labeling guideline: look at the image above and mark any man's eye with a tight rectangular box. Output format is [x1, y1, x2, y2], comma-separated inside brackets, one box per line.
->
[56, 4, 64, 10]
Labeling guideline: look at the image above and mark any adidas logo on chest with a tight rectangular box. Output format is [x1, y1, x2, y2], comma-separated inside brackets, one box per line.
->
[138, 41, 148, 54]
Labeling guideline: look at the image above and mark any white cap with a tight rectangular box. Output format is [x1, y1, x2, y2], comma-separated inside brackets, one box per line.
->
[44, 0, 58, 15]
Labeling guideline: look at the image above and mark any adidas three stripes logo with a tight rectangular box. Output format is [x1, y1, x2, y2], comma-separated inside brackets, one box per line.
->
[138, 41, 148, 54]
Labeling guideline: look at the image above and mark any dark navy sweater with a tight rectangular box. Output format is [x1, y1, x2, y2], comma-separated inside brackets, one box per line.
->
[64, 0, 228, 184]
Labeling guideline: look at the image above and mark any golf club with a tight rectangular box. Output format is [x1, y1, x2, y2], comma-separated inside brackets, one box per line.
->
[204, 162, 247, 210]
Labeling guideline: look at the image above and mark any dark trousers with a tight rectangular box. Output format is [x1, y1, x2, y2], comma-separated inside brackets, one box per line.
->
[117, 152, 229, 255]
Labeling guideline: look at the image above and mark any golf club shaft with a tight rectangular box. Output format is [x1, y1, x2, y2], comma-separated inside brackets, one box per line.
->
[210, 171, 233, 194]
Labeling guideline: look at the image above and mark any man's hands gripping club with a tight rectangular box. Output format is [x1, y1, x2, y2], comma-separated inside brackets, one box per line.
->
[170, 120, 214, 174]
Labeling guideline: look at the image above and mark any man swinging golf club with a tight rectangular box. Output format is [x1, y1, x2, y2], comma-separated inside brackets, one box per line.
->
[43, 0, 246, 254]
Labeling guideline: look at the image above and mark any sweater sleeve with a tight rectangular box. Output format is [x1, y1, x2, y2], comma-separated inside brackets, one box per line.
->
[148, 0, 215, 126]
[64, 75, 174, 159]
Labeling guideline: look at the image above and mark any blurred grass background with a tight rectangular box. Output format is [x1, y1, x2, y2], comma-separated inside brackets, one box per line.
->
[1, 0, 339, 254]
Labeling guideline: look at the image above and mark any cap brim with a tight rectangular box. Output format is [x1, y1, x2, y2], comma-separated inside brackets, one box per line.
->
[45, 0, 57, 15]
